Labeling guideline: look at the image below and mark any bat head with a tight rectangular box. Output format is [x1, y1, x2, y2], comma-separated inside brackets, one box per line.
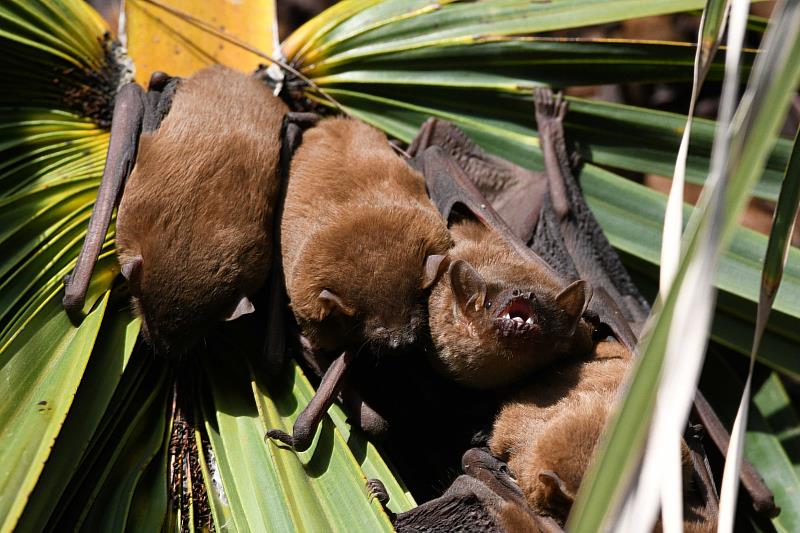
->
[291, 204, 452, 353]
[428, 257, 593, 388]
[117, 223, 270, 356]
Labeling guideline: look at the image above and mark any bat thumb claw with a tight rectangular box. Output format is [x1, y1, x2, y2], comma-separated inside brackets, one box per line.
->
[265, 429, 294, 448]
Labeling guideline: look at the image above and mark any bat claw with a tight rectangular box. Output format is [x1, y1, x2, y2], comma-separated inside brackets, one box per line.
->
[265, 429, 295, 448]
[533, 87, 568, 129]
[367, 478, 390, 506]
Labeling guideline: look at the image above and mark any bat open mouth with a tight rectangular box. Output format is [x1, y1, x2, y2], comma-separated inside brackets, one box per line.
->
[494, 292, 538, 336]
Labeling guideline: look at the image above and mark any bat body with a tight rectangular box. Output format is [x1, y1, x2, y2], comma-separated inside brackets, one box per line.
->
[427, 218, 592, 389]
[489, 340, 714, 530]
[488, 340, 630, 520]
[281, 117, 452, 352]
[64, 65, 289, 355]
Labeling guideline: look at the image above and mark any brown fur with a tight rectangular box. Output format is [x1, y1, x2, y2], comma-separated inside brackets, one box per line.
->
[281, 117, 452, 351]
[488, 340, 630, 520]
[489, 341, 711, 529]
[115, 65, 287, 353]
[427, 219, 593, 388]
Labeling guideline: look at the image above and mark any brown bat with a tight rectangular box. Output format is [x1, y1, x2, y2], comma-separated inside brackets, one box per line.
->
[280, 116, 453, 352]
[406, 87, 775, 523]
[489, 340, 716, 530]
[427, 218, 593, 389]
[268, 116, 452, 451]
[62, 65, 297, 355]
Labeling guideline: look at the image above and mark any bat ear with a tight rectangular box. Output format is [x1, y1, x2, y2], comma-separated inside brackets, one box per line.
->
[449, 260, 487, 317]
[555, 279, 587, 335]
[121, 255, 143, 293]
[538, 470, 575, 507]
[225, 294, 255, 321]
[421, 254, 450, 289]
[318, 289, 356, 319]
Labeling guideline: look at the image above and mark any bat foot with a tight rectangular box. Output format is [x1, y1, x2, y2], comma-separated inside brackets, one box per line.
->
[265, 425, 315, 452]
[367, 478, 396, 522]
[533, 87, 568, 129]
[367, 478, 390, 506]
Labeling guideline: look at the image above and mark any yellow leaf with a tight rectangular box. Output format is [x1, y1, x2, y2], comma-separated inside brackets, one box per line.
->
[126, 0, 275, 83]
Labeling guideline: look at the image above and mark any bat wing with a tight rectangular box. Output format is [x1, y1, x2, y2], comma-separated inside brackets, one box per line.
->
[411, 145, 570, 290]
[62, 72, 180, 322]
[408, 118, 548, 244]
[396, 448, 563, 533]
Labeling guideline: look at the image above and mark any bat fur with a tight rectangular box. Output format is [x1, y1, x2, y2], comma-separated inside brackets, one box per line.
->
[281, 117, 452, 352]
[114, 65, 288, 354]
[427, 218, 592, 389]
[488, 340, 715, 530]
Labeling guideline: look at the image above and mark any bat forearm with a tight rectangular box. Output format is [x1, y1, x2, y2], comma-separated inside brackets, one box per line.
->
[63, 82, 146, 322]
[267, 350, 356, 452]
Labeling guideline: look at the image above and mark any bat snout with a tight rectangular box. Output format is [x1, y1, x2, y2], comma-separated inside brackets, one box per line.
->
[494, 292, 539, 337]
[369, 318, 420, 351]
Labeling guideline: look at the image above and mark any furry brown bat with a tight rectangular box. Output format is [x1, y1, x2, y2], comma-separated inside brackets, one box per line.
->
[488, 340, 630, 520]
[280, 116, 453, 352]
[267, 117, 452, 451]
[489, 340, 715, 530]
[427, 218, 593, 389]
[404, 88, 744, 530]
[63, 65, 291, 355]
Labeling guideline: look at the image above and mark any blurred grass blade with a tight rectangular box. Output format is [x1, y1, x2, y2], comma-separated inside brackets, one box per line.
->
[761, 126, 800, 322]
[568, 0, 800, 529]
[661, 0, 730, 292]
[624, 0, 746, 529]
[720, 122, 800, 531]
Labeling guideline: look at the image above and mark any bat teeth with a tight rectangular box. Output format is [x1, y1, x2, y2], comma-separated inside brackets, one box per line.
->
[525, 317, 534, 325]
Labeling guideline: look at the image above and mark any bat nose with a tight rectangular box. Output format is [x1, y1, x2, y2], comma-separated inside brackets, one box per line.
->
[377, 327, 416, 350]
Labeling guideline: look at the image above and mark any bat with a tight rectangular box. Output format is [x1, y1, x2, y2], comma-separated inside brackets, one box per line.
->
[426, 217, 594, 389]
[280, 116, 452, 352]
[268, 116, 453, 451]
[61, 65, 310, 357]
[487, 340, 704, 525]
[406, 87, 775, 522]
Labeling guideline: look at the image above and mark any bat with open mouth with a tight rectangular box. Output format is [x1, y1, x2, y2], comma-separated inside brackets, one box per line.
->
[399, 87, 775, 528]
[61, 65, 309, 357]
[427, 217, 593, 389]
[267, 116, 453, 451]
